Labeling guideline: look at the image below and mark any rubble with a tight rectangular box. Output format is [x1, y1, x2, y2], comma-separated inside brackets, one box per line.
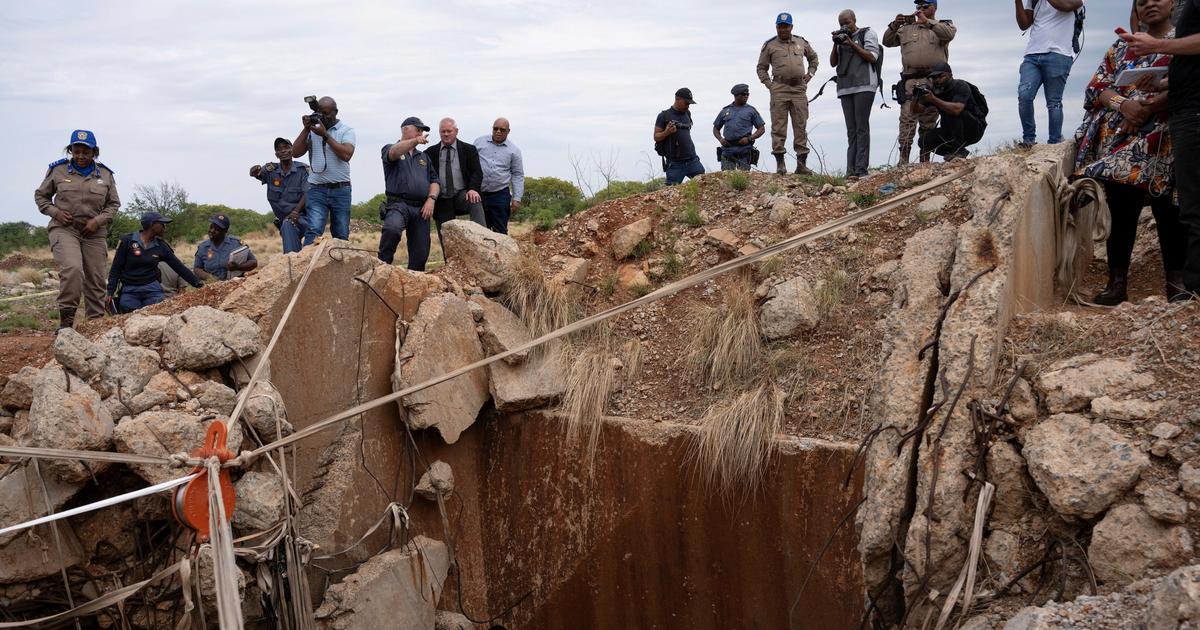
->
[51, 328, 106, 380]
[1, 366, 38, 410]
[1145, 565, 1200, 629]
[1035, 354, 1156, 413]
[233, 471, 285, 533]
[28, 365, 114, 482]
[113, 412, 244, 485]
[415, 461, 454, 501]
[471, 296, 530, 365]
[314, 536, 450, 630]
[1022, 414, 1147, 519]
[440, 219, 521, 292]
[162, 305, 261, 370]
[1089, 504, 1193, 585]
[123, 314, 169, 346]
[759, 275, 820, 339]
[610, 217, 652, 259]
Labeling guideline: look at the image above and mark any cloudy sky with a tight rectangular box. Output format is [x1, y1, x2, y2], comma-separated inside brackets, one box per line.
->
[0, 0, 1130, 224]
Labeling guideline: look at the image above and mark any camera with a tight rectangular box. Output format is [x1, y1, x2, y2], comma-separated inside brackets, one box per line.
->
[832, 25, 853, 44]
[668, 120, 692, 130]
[303, 95, 323, 128]
[911, 83, 932, 99]
[897, 14, 916, 25]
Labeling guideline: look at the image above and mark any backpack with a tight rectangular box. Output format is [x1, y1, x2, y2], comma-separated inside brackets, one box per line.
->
[1030, 0, 1086, 55]
[965, 81, 989, 119]
[654, 109, 691, 159]
[856, 27, 888, 105]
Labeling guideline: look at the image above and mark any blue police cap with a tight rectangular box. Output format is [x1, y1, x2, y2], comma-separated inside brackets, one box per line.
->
[210, 214, 231, 230]
[69, 129, 97, 149]
[915, 0, 936, 5]
[776, 12, 793, 25]
[402, 117, 430, 132]
[140, 212, 172, 228]
[731, 83, 750, 95]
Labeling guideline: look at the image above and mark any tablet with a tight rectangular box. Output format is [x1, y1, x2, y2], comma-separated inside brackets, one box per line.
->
[1115, 66, 1168, 87]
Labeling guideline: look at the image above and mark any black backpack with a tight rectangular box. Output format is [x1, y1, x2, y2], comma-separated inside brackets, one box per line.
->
[654, 109, 691, 159]
[965, 81, 989, 119]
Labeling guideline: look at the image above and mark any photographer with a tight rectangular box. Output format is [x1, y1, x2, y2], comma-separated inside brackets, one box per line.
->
[654, 88, 706, 185]
[712, 84, 766, 171]
[830, 9, 882, 179]
[913, 62, 987, 159]
[249, 137, 308, 254]
[292, 96, 355, 245]
[883, 0, 956, 164]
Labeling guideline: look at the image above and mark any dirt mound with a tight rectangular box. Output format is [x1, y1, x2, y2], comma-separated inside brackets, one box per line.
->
[0, 252, 54, 271]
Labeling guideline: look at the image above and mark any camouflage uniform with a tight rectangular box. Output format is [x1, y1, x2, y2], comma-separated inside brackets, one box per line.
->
[882, 16, 956, 163]
[757, 35, 820, 162]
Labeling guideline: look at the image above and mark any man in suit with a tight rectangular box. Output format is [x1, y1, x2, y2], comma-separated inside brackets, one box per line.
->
[424, 118, 487, 251]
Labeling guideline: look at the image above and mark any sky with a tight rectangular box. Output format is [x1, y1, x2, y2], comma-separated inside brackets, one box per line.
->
[0, 0, 1132, 224]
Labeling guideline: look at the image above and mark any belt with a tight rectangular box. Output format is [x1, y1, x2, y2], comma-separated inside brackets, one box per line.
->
[779, 77, 807, 87]
[902, 69, 931, 80]
[313, 181, 351, 189]
[482, 188, 509, 196]
[386, 193, 425, 205]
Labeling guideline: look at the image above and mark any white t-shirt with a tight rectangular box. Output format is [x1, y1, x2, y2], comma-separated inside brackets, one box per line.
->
[1024, 0, 1080, 56]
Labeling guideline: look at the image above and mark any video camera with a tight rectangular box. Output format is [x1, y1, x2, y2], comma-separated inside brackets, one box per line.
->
[303, 95, 324, 128]
[832, 25, 854, 44]
[911, 83, 932, 100]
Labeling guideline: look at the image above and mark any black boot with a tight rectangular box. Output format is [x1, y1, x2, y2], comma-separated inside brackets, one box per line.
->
[1093, 267, 1129, 306]
[899, 146, 911, 165]
[57, 308, 75, 332]
[793, 154, 813, 175]
[774, 153, 786, 175]
[1166, 270, 1193, 302]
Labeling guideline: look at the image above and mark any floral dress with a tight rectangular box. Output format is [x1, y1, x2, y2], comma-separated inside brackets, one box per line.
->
[1072, 33, 1174, 197]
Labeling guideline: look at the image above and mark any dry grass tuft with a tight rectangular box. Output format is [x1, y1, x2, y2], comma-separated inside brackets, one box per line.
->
[560, 344, 617, 471]
[815, 264, 852, 319]
[685, 277, 763, 389]
[502, 250, 576, 338]
[692, 378, 784, 495]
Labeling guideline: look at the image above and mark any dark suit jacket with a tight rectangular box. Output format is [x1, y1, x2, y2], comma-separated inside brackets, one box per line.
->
[424, 141, 483, 194]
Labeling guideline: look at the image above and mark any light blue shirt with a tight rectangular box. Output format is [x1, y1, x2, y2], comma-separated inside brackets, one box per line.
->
[474, 136, 525, 201]
[309, 121, 356, 185]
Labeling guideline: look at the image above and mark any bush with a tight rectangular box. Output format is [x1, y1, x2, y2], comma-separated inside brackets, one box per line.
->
[514, 177, 584, 226]
[0, 222, 49, 257]
[725, 170, 751, 191]
[351, 193, 387, 225]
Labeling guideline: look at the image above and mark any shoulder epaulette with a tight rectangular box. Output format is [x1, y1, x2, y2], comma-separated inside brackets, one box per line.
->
[265, 163, 277, 172]
[940, 19, 953, 24]
[761, 37, 778, 49]
[96, 162, 114, 174]
[45, 158, 68, 175]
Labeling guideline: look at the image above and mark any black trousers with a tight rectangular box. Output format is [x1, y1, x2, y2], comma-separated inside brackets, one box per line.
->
[919, 111, 985, 157]
[433, 190, 486, 251]
[1172, 109, 1200, 291]
[1101, 180, 1187, 272]
[378, 201, 430, 271]
[840, 91, 875, 176]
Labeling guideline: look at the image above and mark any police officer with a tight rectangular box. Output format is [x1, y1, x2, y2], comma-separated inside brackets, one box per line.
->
[34, 130, 119, 330]
[250, 137, 309, 254]
[883, 0, 956, 165]
[193, 214, 258, 281]
[757, 11, 820, 175]
[713, 84, 767, 171]
[379, 117, 439, 271]
[107, 212, 202, 313]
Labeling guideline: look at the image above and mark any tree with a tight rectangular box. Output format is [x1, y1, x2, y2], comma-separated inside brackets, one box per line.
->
[125, 181, 189, 219]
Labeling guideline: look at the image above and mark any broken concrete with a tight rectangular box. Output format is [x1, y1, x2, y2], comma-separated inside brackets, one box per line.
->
[415, 461, 454, 501]
[610, 217, 652, 259]
[471, 296, 530, 365]
[0, 464, 86, 583]
[162, 305, 261, 370]
[233, 471, 285, 533]
[440, 219, 521, 292]
[28, 365, 114, 483]
[489, 350, 566, 412]
[113, 412, 244, 485]
[1022, 414, 1147, 519]
[314, 536, 450, 630]
[123, 314, 169, 346]
[1035, 354, 1156, 414]
[1, 366, 38, 410]
[52, 328, 106, 381]
[1089, 503, 1193, 585]
[759, 275, 820, 339]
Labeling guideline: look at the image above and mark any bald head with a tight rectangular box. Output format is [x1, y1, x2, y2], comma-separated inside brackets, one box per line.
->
[838, 9, 857, 28]
[491, 117, 511, 144]
[315, 96, 339, 127]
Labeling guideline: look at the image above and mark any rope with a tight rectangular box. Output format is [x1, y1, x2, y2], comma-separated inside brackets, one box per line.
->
[0, 444, 184, 467]
[0, 472, 198, 538]
[205, 457, 244, 629]
[0, 290, 57, 303]
[1054, 176, 1109, 298]
[0, 560, 185, 627]
[243, 167, 972, 460]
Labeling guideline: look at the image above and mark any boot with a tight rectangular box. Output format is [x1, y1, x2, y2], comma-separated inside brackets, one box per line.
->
[1166, 270, 1192, 302]
[1093, 267, 1128, 306]
[57, 308, 75, 331]
[793, 154, 813, 175]
[919, 151, 932, 164]
[774, 153, 787, 175]
[898, 146, 911, 165]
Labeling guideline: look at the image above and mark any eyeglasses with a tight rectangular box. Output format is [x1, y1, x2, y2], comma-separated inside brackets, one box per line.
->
[493, 127, 510, 132]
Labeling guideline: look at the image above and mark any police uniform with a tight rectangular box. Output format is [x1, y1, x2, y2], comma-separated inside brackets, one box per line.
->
[33, 130, 119, 326]
[107, 221, 202, 313]
[882, 3, 956, 163]
[756, 13, 820, 171]
[379, 136, 438, 271]
[194, 235, 257, 281]
[713, 99, 766, 171]
[255, 160, 310, 254]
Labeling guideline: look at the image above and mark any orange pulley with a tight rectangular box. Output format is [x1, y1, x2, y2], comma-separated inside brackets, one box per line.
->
[171, 421, 237, 542]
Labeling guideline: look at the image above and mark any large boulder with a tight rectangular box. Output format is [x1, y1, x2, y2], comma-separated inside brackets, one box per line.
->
[314, 536, 450, 630]
[241, 380, 293, 439]
[0, 464, 86, 583]
[28, 366, 114, 482]
[1022, 414, 1146, 519]
[1146, 565, 1200, 629]
[1089, 504, 1192, 585]
[394, 294, 490, 444]
[759, 275, 820, 340]
[489, 351, 566, 412]
[94, 329, 162, 400]
[440, 219, 521, 292]
[52, 328, 107, 380]
[471, 296, 530, 365]
[113, 412, 244, 485]
[610, 218, 652, 259]
[162, 306, 261, 370]
[233, 471, 285, 533]
[123, 314, 170, 347]
[1035, 354, 1156, 413]
[1, 366, 39, 410]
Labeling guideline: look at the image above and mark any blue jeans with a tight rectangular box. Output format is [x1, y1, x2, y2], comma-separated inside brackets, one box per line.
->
[118, 281, 164, 313]
[304, 185, 351, 245]
[481, 188, 512, 235]
[279, 216, 306, 254]
[665, 156, 705, 185]
[1018, 52, 1074, 145]
[378, 201, 431, 271]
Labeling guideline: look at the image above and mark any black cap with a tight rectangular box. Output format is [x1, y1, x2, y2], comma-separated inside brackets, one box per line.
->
[402, 116, 430, 131]
[731, 83, 750, 96]
[274, 137, 292, 149]
[928, 62, 952, 77]
[675, 87, 696, 104]
[140, 212, 172, 228]
[210, 214, 231, 230]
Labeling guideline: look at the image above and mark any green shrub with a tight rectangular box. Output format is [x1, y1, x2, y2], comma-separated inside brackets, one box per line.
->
[631, 239, 654, 258]
[0, 222, 49, 257]
[351, 193, 388, 225]
[725, 170, 751, 191]
[849, 192, 878, 208]
[679, 204, 705, 227]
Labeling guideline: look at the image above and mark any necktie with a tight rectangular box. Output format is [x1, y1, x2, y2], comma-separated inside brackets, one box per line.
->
[443, 145, 455, 197]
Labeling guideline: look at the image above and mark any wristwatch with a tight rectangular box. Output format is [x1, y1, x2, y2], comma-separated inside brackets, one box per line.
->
[427, 195, 437, 201]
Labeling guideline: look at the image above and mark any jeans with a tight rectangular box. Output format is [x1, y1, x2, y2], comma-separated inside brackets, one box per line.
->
[665, 156, 705, 185]
[278, 216, 307, 254]
[720, 147, 752, 171]
[118, 281, 164, 313]
[304, 184, 351, 245]
[378, 201, 431, 271]
[1018, 52, 1073, 145]
[919, 112, 986, 157]
[434, 190, 487, 250]
[1172, 110, 1200, 291]
[840, 91, 875, 176]
[1101, 180, 1187, 271]
[481, 187, 512, 234]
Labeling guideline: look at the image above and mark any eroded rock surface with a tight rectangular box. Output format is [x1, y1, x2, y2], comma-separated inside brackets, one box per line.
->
[162, 306, 261, 370]
[1022, 414, 1146, 519]
[1089, 504, 1193, 585]
[441, 219, 520, 292]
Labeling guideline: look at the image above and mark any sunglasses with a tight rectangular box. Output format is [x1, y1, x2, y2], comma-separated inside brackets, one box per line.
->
[493, 127, 510, 132]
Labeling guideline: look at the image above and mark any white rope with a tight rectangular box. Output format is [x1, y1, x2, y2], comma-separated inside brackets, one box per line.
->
[205, 457, 244, 629]
[933, 481, 995, 630]
[0, 472, 198, 538]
